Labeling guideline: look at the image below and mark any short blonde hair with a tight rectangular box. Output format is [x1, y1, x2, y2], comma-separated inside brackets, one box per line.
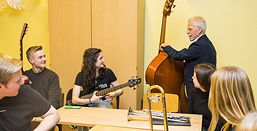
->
[237, 111, 257, 131]
[26, 46, 42, 60]
[208, 66, 256, 131]
[0, 54, 22, 84]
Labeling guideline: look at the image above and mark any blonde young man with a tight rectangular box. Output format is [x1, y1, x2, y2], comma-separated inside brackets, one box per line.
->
[0, 54, 60, 131]
[25, 46, 61, 109]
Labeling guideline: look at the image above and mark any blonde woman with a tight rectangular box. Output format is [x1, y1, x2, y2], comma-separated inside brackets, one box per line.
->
[237, 111, 257, 131]
[208, 66, 256, 131]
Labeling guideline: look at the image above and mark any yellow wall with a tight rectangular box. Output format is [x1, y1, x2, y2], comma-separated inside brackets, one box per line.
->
[144, 0, 257, 104]
[1, 0, 257, 106]
[0, 0, 50, 70]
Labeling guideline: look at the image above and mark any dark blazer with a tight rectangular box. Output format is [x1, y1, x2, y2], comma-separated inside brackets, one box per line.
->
[163, 34, 216, 94]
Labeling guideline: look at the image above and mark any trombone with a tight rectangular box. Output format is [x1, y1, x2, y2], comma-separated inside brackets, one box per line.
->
[147, 85, 169, 131]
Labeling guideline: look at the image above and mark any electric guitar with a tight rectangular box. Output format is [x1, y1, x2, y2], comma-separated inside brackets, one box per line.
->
[66, 77, 142, 106]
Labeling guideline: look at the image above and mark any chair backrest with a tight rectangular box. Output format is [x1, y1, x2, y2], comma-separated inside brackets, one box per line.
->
[59, 92, 64, 108]
[143, 93, 179, 112]
[112, 96, 120, 109]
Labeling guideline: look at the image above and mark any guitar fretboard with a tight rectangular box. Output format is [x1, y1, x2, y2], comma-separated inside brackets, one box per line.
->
[96, 82, 131, 96]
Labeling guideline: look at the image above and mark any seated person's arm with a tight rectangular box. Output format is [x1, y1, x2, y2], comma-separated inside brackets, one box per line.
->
[48, 76, 61, 109]
[105, 81, 123, 100]
[72, 85, 103, 105]
[34, 106, 60, 131]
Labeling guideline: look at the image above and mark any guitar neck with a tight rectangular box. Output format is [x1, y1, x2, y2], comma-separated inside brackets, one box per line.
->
[20, 40, 24, 72]
[80, 82, 131, 99]
[20, 23, 28, 73]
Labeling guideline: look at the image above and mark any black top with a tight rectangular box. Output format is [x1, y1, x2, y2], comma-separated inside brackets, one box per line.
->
[188, 88, 211, 129]
[25, 68, 61, 109]
[74, 68, 117, 95]
[0, 85, 51, 131]
[188, 88, 225, 131]
[163, 35, 216, 94]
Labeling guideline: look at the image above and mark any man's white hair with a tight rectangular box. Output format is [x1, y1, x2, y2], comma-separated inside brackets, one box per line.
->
[189, 16, 207, 33]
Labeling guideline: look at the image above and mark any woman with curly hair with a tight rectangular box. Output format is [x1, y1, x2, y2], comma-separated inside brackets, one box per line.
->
[72, 48, 123, 108]
[208, 66, 256, 131]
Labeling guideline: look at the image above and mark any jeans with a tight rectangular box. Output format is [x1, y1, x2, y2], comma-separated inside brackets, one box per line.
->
[86, 99, 113, 108]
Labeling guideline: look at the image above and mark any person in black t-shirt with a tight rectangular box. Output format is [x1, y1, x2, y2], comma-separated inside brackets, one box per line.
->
[72, 48, 123, 108]
[189, 63, 216, 131]
[0, 54, 60, 131]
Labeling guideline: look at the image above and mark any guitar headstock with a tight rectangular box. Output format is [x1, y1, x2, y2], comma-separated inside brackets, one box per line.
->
[20, 23, 28, 41]
[128, 77, 142, 87]
[163, 0, 175, 16]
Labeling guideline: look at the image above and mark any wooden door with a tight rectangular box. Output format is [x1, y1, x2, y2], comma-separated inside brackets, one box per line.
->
[92, 0, 144, 109]
[48, 0, 92, 102]
[48, 0, 144, 109]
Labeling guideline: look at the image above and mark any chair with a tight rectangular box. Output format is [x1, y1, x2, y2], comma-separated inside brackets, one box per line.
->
[56, 92, 64, 131]
[143, 93, 179, 112]
[112, 95, 120, 109]
[59, 92, 64, 107]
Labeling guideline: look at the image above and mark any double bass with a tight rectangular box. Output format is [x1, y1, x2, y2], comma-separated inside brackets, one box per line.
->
[145, 0, 184, 96]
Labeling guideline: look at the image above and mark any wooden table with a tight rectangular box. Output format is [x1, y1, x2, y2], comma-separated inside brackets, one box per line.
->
[57, 107, 202, 131]
[89, 125, 149, 131]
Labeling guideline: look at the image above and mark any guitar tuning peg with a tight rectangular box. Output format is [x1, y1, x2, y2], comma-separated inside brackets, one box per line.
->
[133, 85, 139, 90]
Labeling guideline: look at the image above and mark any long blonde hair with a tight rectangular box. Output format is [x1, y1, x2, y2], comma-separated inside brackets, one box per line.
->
[208, 66, 256, 131]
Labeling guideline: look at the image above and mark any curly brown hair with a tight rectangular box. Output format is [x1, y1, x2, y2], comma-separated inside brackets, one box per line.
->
[81, 48, 106, 92]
